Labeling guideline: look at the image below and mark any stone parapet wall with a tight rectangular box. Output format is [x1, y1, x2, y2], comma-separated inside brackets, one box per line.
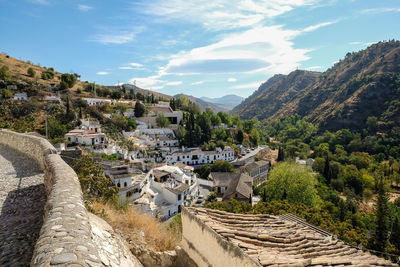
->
[0, 130, 140, 266]
[181, 207, 261, 267]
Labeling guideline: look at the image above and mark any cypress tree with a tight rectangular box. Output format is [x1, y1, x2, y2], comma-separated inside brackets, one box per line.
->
[277, 146, 285, 161]
[324, 154, 330, 183]
[390, 215, 400, 249]
[374, 176, 389, 252]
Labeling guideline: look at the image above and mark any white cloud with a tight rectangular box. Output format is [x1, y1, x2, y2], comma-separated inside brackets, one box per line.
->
[129, 75, 164, 90]
[231, 82, 263, 89]
[140, 0, 320, 31]
[361, 7, 400, 14]
[349, 41, 375, 46]
[78, 4, 93, 11]
[129, 62, 143, 67]
[97, 71, 110, 75]
[119, 62, 144, 70]
[191, 81, 204, 85]
[90, 27, 144, 45]
[166, 81, 183, 86]
[227, 78, 237, 82]
[302, 20, 338, 32]
[160, 25, 310, 75]
[91, 32, 136, 44]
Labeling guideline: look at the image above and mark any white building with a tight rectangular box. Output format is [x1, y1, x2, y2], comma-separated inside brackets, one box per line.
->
[134, 164, 199, 220]
[83, 98, 112, 106]
[102, 162, 150, 201]
[65, 129, 107, 146]
[166, 146, 235, 166]
[81, 118, 102, 133]
[13, 93, 28, 101]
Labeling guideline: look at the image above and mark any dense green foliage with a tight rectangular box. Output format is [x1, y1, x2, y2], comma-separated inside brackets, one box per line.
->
[41, 68, 54, 80]
[72, 156, 118, 202]
[196, 160, 235, 178]
[262, 162, 321, 207]
[134, 101, 145, 117]
[156, 113, 170, 127]
[60, 73, 77, 88]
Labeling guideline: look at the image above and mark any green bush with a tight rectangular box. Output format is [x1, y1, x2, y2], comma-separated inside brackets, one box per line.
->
[27, 67, 35, 77]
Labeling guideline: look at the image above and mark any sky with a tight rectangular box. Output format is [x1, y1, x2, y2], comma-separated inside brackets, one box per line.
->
[0, 0, 399, 98]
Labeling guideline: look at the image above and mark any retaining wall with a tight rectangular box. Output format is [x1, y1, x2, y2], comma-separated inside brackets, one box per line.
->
[0, 129, 140, 266]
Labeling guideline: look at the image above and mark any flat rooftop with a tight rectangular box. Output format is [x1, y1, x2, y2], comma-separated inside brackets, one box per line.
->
[186, 208, 397, 267]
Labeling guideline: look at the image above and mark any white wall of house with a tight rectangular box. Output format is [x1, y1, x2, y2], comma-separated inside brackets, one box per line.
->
[166, 148, 235, 166]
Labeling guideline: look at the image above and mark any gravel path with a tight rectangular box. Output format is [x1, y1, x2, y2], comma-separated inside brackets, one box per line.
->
[0, 144, 46, 267]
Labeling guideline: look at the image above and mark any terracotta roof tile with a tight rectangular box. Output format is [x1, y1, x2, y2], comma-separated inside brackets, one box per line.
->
[185, 208, 398, 267]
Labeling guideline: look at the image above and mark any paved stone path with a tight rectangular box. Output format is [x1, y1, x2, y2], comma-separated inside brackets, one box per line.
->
[0, 144, 46, 267]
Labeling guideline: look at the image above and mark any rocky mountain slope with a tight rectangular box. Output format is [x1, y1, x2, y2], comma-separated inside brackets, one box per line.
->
[232, 40, 400, 132]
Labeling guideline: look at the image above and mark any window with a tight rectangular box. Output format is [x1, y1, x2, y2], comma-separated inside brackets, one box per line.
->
[178, 193, 182, 201]
[117, 183, 121, 188]
[124, 182, 127, 187]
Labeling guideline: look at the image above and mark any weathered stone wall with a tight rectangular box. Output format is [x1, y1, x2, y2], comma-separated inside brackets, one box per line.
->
[181, 207, 261, 267]
[0, 129, 141, 267]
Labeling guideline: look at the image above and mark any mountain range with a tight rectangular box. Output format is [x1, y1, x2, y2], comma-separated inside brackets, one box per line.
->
[232, 40, 400, 133]
[200, 94, 244, 110]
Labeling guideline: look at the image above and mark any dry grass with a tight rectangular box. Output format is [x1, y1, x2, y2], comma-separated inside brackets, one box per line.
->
[90, 201, 179, 251]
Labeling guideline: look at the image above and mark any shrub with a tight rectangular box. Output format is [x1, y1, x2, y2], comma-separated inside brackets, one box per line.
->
[27, 67, 35, 77]
[61, 73, 77, 88]
[90, 201, 179, 251]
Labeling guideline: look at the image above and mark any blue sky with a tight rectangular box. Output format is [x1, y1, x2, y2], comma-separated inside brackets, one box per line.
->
[0, 0, 399, 98]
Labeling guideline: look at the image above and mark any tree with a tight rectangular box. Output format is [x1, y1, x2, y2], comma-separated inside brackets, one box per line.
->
[217, 111, 232, 126]
[324, 154, 331, 183]
[0, 66, 11, 81]
[27, 67, 35, 77]
[197, 113, 212, 144]
[72, 156, 118, 201]
[339, 165, 364, 195]
[277, 146, 285, 161]
[211, 160, 234, 172]
[366, 116, 378, 133]
[235, 129, 244, 144]
[390, 215, 400, 250]
[210, 114, 222, 127]
[249, 128, 260, 147]
[61, 73, 77, 88]
[47, 117, 67, 139]
[111, 90, 122, 100]
[156, 113, 171, 128]
[134, 102, 145, 117]
[263, 162, 321, 207]
[41, 69, 54, 80]
[373, 176, 389, 252]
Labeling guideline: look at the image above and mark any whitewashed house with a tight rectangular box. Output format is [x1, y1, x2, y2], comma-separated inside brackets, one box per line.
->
[13, 93, 28, 101]
[134, 164, 199, 220]
[101, 161, 150, 201]
[166, 146, 235, 166]
[65, 129, 107, 146]
[83, 98, 112, 106]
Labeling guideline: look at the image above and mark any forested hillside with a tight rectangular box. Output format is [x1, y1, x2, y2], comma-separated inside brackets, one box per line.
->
[233, 40, 400, 135]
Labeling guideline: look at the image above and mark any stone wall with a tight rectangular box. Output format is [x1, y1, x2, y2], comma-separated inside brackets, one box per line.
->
[181, 207, 261, 267]
[0, 129, 141, 267]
